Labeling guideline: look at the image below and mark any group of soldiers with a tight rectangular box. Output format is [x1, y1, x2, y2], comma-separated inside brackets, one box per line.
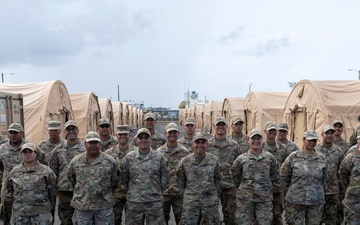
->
[0, 111, 359, 225]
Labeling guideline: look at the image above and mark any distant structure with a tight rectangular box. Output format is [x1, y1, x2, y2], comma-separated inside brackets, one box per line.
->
[122, 100, 144, 110]
[185, 90, 208, 108]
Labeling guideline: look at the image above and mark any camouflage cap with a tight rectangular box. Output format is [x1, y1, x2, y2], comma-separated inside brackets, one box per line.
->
[136, 128, 151, 137]
[144, 112, 156, 120]
[85, 131, 101, 142]
[20, 142, 37, 153]
[303, 130, 318, 140]
[48, 121, 61, 130]
[323, 125, 335, 133]
[249, 129, 263, 138]
[99, 118, 110, 126]
[232, 116, 244, 124]
[64, 120, 77, 129]
[277, 122, 289, 131]
[116, 125, 131, 134]
[165, 122, 179, 132]
[332, 120, 344, 127]
[192, 132, 208, 142]
[265, 121, 277, 131]
[214, 117, 227, 125]
[8, 123, 23, 132]
[184, 118, 196, 125]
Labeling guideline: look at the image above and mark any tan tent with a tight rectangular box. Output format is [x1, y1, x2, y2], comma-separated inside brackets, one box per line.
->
[122, 103, 130, 125]
[128, 105, 134, 128]
[98, 98, 114, 134]
[137, 108, 143, 128]
[202, 103, 212, 133]
[179, 109, 186, 125]
[194, 104, 205, 132]
[186, 106, 196, 119]
[222, 97, 245, 134]
[283, 80, 360, 146]
[210, 101, 223, 134]
[131, 106, 138, 128]
[244, 92, 288, 135]
[0, 80, 73, 144]
[69, 92, 101, 140]
[112, 101, 123, 132]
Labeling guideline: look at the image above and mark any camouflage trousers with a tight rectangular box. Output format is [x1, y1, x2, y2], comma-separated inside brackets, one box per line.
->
[58, 191, 74, 225]
[125, 201, 165, 225]
[2, 195, 14, 225]
[221, 187, 237, 225]
[10, 212, 53, 225]
[113, 198, 126, 225]
[343, 204, 360, 225]
[337, 184, 345, 224]
[322, 194, 338, 225]
[235, 198, 273, 225]
[72, 207, 114, 225]
[163, 195, 183, 225]
[272, 192, 284, 225]
[179, 203, 221, 225]
[284, 201, 323, 225]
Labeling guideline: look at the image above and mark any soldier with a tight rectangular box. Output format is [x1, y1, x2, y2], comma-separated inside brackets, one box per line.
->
[332, 120, 350, 154]
[276, 122, 300, 155]
[105, 125, 137, 225]
[232, 129, 280, 225]
[0, 123, 47, 225]
[68, 131, 120, 224]
[349, 115, 360, 146]
[207, 116, 240, 225]
[157, 122, 190, 224]
[262, 121, 286, 225]
[49, 120, 86, 225]
[228, 116, 249, 154]
[177, 132, 221, 224]
[178, 118, 197, 152]
[3, 143, 57, 224]
[98, 117, 118, 151]
[339, 130, 360, 225]
[120, 128, 169, 224]
[281, 130, 327, 225]
[38, 120, 65, 162]
[131, 112, 166, 149]
[315, 125, 344, 225]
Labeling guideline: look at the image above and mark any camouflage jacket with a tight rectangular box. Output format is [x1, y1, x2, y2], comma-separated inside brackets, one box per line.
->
[49, 139, 86, 191]
[262, 140, 288, 167]
[132, 131, 166, 150]
[339, 150, 360, 209]
[68, 152, 120, 210]
[279, 139, 300, 156]
[232, 150, 280, 202]
[177, 136, 193, 153]
[228, 133, 249, 154]
[120, 148, 169, 203]
[105, 144, 137, 199]
[0, 139, 47, 195]
[157, 144, 190, 196]
[100, 135, 118, 152]
[4, 161, 57, 216]
[280, 150, 327, 205]
[38, 138, 65, 163]
[176, 153, 221, 207]
[207, 137, 241, 189]
[315, 143, 344, 194]
[333, 138, 350, 155]
[349, 126, 360, 146]
[346, 144, 358, 156]
[0, 135, 8, 145]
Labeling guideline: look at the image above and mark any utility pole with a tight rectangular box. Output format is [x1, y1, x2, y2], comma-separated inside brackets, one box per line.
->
[1, 73, 15, 83]
[117, 85, 120, 101]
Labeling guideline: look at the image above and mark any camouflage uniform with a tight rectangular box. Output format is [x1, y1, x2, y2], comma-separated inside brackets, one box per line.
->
[177, 153, 221, 225]
[280, 150, 327, 225]
[68, 151, 120, 224]
[100, 135, 118, 152]
[349, 126, 360, 146]
[177, 136, 193, 152]
[38, 137, 65, 163]
[105, 143, 137, 225]
[346, 144, 358, 156]
[315, 142, 344, 225]
[3, 161, 57, 225]
[49, 139, 86, 225]
[131, 130, 166, 150]
[120, 148, 169, 225]
[157, 143, 190, 224]
[280, 139, 300, 155]
[339, 150, 360, 225]
[0, 135, 8, 145]
[0, 140, 47, 225]
[228, 133, 249, 154]
[207, 137, 240, 225]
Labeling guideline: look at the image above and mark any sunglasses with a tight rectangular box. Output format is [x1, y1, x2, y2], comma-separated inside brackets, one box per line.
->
[100, 125, 110, 128]
[137, 135, 150, 140]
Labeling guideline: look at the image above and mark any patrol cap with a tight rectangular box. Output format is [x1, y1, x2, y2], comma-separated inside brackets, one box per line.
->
[116, 125, 131, 134]
[48, 121, 61, 130]
[332, 120, 344, 127]
[144, 112, 156, 120]
[232, 116, 244, 124]
[265, 121, 277, 131]
[249, 129, 263, 138]
[165, 122, 179, 132]
[136, 128, 151, 138]
[303, 130, 318, 140]
[184, 118, 196, 125]
[64, 120, 77, 129]
[192, 132, 208, 142]
[214, 117, 227, 125]
[323, 125, 335, 133]
[8, 123, 23, 132]
[85, 131, 101, 142]
[277, 123, 289, 131]
[99, 118, 110, 126]
[20, 142, 37, 153]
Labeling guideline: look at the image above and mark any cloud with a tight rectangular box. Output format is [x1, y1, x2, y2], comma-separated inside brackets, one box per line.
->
[218, 26, 244, 45]
[247, 35, 292, 57]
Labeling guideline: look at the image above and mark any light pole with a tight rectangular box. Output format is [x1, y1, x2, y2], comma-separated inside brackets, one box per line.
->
[1, 73, 15, 83]
[249, 83, 252, 92]
[348, 69, 360, 80]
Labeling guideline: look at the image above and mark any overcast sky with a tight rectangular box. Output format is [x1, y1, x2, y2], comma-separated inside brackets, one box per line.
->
[1, 0, 359, 108]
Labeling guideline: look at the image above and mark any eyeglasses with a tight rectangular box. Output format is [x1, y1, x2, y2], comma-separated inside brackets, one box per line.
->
[194, 140, 207, 144]
[66, 127, 77, 131]
[100, 125, 110, 128]
[137, 135, 150, 140]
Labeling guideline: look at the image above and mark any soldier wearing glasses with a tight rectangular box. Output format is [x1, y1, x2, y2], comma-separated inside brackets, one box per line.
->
[98, 118, 118, 152]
